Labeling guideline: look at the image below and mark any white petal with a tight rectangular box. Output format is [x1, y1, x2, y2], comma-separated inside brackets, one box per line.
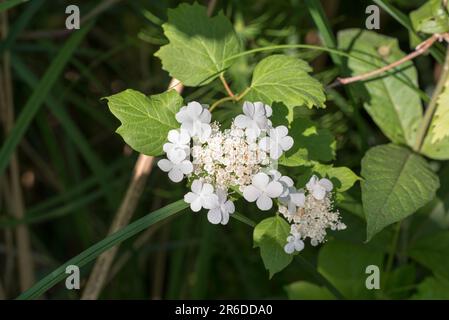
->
[319, 178, 333, 192]
[157, 159, 173, 172]
[280, 136, 294, 151]
[167, 148, 187, 164]
[224, 200, 235, 214]
[265, 105, 273, 117]
[178, 129, 191, 144]
[306, 175, 319, 191]
[167, 130, 180, 143]
[256, 194, 273, 211]
[207, 208, 222, 224]
[242, 101, 255, 117]
[270, 144, 283, 160]
[265, 181, 283, 198]
[175, 107, 188, 123]
[253, 102, 266, 117]
[199, 109, 211, 123]
[234, 115, 250, 129]
[243, 185, 261, 202]
[190, 198, 202, 212]
[202, 194, 219, 209]
[191, 180, 202, 194]
[201, 183, 214, 195]
[294, 240, 305, 252]
[284, 242, 295, 254]
[168, 168, 184, 182]
[184, 192, 198, 204]
[252, 172, 269, 190]
[188, 101, 203, 116]
[279, 176, 294, 187]
[179, 160, 193, 174]
[258, 137, 270, 152]
[199, 123, 211, 141]
[312, 186, 326, 200]
[221, 212, 230, 225]
[268, 169, 282, 181]
[275, 125, 288, 137]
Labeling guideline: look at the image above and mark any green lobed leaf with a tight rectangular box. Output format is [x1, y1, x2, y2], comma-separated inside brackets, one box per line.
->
[338, 29, 423, 147]
[106, 89, 183, 156]
[361, 144, 439, 241]
[421, 77, 449, 160]
[253, 216, 292, 278]
[245, 55, 326, 116]
[279, 117, 336, 167]
[409, 231, 449, 281]
[410, 0, 449, 34]
[155, 3, 242, 86]
[318, 240, 384, 299]
[285, 281, 335, 300]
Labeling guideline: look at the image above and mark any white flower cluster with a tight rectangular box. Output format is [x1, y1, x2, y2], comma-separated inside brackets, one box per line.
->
[157, 100, 345, 253]
[280, 175, 346, 254]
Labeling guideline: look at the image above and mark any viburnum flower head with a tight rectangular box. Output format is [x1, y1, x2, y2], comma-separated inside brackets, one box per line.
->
[184, 180, 219, 212]
[176, 101, 212, 142]
[158, 99, 345, 252]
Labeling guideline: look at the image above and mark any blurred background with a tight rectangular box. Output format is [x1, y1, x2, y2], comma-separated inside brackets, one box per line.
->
[1, 0, 445, 300]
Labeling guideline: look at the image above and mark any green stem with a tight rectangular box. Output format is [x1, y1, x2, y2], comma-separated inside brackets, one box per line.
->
[209, 96, 234, 112]
[209, 87, 251, 112]
[414, 46, 449, 152]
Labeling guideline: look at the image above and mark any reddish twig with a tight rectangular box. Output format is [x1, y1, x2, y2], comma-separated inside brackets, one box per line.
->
[332, 33, 447, 88]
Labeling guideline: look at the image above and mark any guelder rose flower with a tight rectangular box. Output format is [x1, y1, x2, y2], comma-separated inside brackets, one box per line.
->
[157, 159, 193, 183]
[284, 225, 305, 254]
[259, 125, 293, 160]
[243, 172, 283, 210]
[163, 129, 190, 164]
[306, 175, 333, 200]
[234, 101, 272, 140]
[184, 180, 219, 212]
[207, 189, 235, 225]
[176, 102, 212, 141]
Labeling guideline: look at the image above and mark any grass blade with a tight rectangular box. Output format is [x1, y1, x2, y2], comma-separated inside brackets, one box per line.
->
[0, 21, 93, 179]
[0, 0, 43, 55]
[17, 199, 189, 300]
